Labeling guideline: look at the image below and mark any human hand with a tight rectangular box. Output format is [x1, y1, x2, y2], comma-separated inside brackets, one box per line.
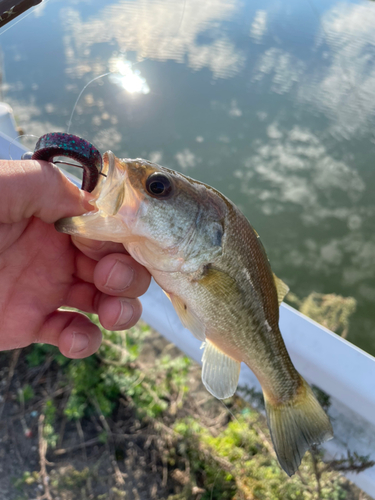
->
[0, 159, 151, 358]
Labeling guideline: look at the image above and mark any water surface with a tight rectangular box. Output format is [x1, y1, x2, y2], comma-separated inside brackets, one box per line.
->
[2, 0, 375, 353]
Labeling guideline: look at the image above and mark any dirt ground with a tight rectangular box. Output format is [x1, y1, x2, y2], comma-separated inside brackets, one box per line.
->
[0, 331, 373, 500]
[0, 334, 220, 500]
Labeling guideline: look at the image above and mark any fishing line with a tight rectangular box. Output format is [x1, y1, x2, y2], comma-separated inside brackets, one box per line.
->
[65, 0, 187, 135]
[52, 160, 107, 177]
[209, 470, 220, 500]
[217, 396, 256, 482]
[218, 397, 239, 424]
[8, 133, 39, 159]
[175, 0, 187, 36]
[66, 72, 112, 134]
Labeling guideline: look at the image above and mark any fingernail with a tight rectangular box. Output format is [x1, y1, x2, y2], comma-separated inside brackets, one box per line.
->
[105, 260, 134, 291]
[115, 300, 134, 328]
[69, 332, 89, 354]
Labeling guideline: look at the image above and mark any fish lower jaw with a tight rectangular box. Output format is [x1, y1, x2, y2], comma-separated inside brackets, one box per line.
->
[54, 216, 87, 236]
[55, 211, 129, 242]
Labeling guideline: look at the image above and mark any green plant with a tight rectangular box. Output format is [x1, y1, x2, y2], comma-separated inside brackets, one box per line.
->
[43, 398, 58, 448]
[17, 384, 34, 403]
[26, 343, 66, 367]
[12, 470, 39, 489]
[287, 292, 357, 339]
[8, 310, 370, 500]
[171, 410, 350, 500]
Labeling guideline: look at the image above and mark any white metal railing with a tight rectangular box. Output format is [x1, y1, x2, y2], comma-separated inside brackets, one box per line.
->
[2, 126, 375, 497]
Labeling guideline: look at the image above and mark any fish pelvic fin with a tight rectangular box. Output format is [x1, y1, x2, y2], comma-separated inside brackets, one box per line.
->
[202, 340, 241, 399]
[264, 378, 333, 476]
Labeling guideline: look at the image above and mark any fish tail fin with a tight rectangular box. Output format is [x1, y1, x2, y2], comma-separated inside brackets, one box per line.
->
[264, 378, 333, 476]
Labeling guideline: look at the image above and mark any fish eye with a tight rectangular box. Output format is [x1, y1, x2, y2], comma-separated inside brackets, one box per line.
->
[145, 173, 173, 198]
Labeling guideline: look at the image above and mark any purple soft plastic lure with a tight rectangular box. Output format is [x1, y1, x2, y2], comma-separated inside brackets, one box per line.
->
[32, 132, 103, 192]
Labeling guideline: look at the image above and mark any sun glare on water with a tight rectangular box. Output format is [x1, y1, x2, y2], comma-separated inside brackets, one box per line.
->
[109, 56, 150, 95]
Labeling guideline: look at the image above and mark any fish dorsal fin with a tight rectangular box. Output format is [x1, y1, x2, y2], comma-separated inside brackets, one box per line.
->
[202, 340, 241, 399]
[166, 292, 206, 342]
[273, 274, 289, 305]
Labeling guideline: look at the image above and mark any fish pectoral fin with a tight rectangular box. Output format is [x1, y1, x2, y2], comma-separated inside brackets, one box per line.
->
[273, 273, 289, 305]
[264, 378, 333, 476]
[168, 294, 206, 341]
[199, 266, 238, 300]
[202, 340, 241, 399]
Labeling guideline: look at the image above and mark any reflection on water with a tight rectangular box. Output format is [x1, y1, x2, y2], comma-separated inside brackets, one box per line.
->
[250, 10, 267, 43]
[109, 56, 150, 95]
[63, 0, 244, 79]
[1, 0, 375, 354]
[236, 124, 365, 218]
[309, 2, 375, 136]
[254, 48, 306, 95]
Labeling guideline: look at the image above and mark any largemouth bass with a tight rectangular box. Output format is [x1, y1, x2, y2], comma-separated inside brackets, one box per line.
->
[56, 151, 333, 476]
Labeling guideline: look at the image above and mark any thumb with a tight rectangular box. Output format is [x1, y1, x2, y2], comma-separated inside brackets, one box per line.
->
[0, 159, 94, 224]
[38, 310, 103, 359]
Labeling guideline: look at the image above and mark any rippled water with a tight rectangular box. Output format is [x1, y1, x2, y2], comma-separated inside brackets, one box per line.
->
[2, 0, 375, 354]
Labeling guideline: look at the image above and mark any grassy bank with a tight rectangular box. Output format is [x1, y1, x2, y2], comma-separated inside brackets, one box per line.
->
[0, 313, 372, 500]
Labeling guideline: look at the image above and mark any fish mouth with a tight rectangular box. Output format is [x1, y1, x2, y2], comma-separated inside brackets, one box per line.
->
[87, 151, 125, 216]
[54, 152, 142, 242]
[55, 151, 127, 238]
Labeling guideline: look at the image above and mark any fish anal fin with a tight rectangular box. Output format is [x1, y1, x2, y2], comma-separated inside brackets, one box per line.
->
[202, 340, 241, 399]
[273, 273, 289, 305]
[264, 378, 333, 476]
[169, 294, 206, 341]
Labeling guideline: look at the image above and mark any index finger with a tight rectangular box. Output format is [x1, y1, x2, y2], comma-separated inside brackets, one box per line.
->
[72, 235, 128, 261]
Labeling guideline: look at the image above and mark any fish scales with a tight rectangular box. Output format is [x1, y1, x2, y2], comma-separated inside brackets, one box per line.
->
[158, 198, 301, 404]
[218, 205, 301, 399]
[55, 150, 333, 476]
